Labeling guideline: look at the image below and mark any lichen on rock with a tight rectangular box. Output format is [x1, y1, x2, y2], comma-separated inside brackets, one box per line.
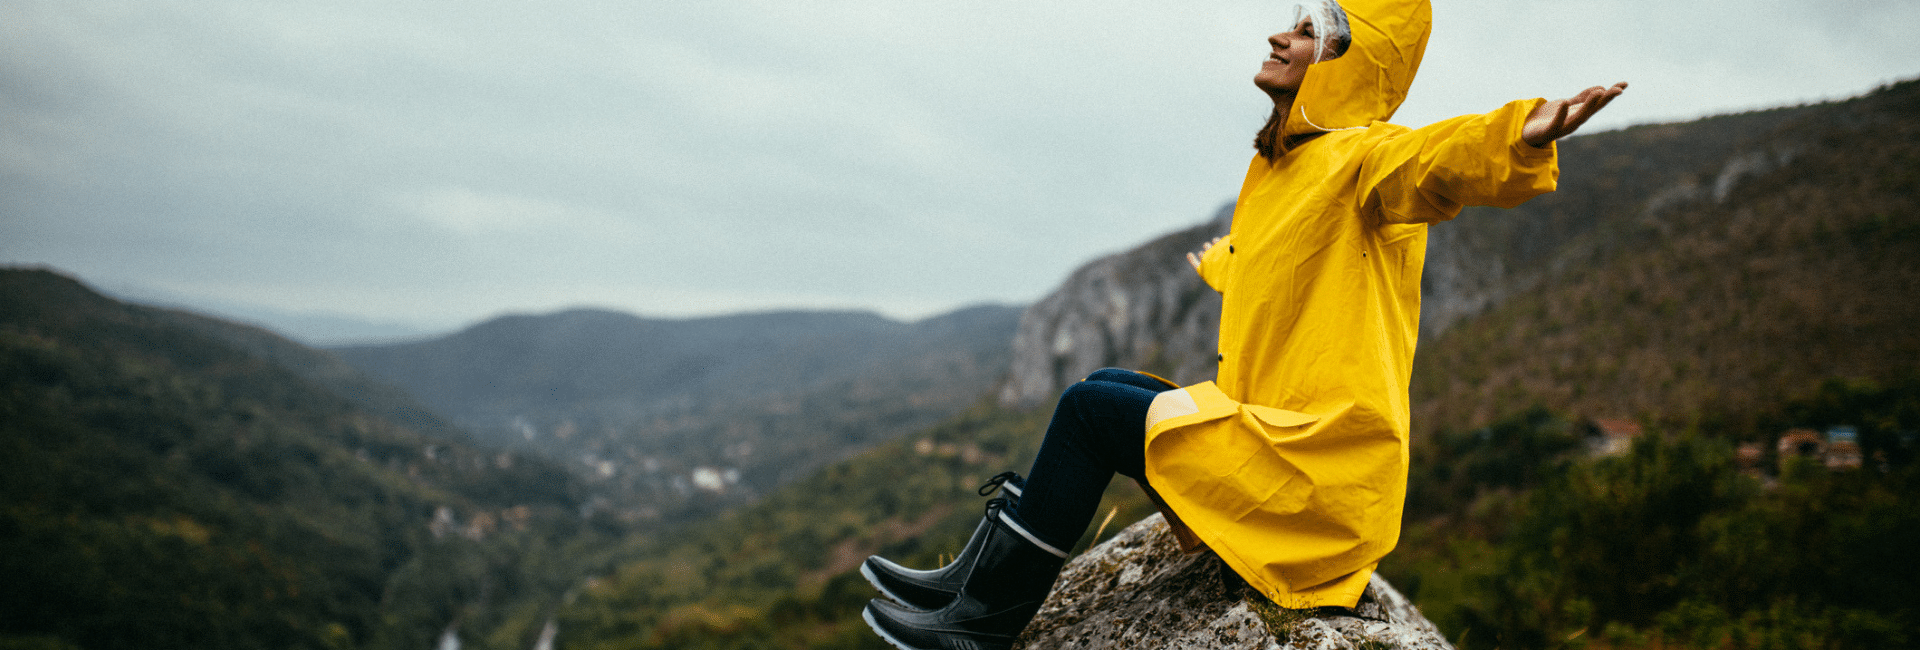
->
[1014, 513, 1453, 650]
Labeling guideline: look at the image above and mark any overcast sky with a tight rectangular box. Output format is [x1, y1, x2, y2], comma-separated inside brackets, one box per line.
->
[5, 0, 1917, 341]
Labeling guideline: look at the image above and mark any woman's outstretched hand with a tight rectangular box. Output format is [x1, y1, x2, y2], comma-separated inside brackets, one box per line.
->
[1522, 82, 1627, 148]
[1187, 236, 1225, 272]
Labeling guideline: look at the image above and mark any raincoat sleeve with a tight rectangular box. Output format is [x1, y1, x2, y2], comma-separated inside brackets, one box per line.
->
[1357, 98, 1559, 226]
[1194, 234, 1234, 292]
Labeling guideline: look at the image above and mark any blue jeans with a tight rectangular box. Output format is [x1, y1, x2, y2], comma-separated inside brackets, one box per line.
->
[1010, 368, 1172, 551]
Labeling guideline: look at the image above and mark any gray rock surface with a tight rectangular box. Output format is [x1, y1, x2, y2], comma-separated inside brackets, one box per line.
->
[997, 206, 1230, 408]
[1015, 513, 1454, 650]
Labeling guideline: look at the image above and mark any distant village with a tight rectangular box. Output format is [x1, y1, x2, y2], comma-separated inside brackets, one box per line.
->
[1585, 417, 1910, 478]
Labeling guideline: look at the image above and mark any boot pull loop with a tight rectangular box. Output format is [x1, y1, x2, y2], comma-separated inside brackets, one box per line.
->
[978, 471, 1022, 497]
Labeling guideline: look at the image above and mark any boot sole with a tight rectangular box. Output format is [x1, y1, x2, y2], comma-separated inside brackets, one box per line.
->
[862, 605, 931, 650]
[860, 561, 909, 606]
[861, 604, 1012, 650]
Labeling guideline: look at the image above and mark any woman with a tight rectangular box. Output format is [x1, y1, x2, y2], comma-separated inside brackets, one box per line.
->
[864, 0, 1625, 647]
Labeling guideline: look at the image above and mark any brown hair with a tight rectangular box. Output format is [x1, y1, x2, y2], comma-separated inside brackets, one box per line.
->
[1254, 108, 1285, 160]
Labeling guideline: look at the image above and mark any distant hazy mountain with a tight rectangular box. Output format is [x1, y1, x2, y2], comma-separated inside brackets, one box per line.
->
[331, 303, 1022, 522]
[95, 279, 443, 346]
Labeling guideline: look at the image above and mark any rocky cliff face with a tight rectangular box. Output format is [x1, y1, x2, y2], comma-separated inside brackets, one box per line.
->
[997, 204, 1231, 407]
[1015, 513, 1452, 650]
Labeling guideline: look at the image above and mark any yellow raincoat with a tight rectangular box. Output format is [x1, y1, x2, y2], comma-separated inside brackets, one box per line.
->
[1141, 0, 1559, 608]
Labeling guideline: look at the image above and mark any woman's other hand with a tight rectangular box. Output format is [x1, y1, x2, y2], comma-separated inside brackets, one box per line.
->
[1522, 82, 1627, 148]
[1187, 236, 1226, 271]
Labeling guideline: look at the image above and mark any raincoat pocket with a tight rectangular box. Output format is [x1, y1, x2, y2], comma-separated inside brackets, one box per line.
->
[1220, 406, 1321, 520]
[1207, 405, 1320, 477]
[1246, 404, 1318, 430]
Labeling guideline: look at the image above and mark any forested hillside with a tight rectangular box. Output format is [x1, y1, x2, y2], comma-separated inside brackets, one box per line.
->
[0, 269, 604, 650]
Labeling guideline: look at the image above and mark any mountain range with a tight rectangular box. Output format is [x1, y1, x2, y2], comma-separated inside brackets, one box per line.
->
[4, 77, 1916, 650]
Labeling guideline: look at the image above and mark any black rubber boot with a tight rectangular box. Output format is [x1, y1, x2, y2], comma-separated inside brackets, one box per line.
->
[862, 472, 1025, 609]
[862, 502, 1067, 650]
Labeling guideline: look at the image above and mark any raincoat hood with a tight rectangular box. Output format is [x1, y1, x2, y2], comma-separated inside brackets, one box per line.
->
[1282, 0, 1432, 139]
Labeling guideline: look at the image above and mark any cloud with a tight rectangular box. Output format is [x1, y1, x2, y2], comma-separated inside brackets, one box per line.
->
[396, 187, 638, 237]
[2, 0, 1915, 329]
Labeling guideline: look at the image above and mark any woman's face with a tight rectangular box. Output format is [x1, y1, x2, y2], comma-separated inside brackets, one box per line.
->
[1253, 18, 1322, 97]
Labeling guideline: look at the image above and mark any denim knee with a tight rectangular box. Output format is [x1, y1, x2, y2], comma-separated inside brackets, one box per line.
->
[1082, 368, 1175, 392]
[1082, 368, 1135, 384]
[1057, 379, 1116, 413]
[1051, 379, 1152, 479]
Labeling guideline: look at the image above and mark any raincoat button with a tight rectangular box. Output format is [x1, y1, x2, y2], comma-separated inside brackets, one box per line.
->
[1228, 245, 1235, 253]
[1217, 353, 1225, 362]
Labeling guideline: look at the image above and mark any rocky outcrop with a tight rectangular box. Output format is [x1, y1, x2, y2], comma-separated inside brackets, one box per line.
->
[1015, 513, 1453, 650]
[997, 205, 1231, 407]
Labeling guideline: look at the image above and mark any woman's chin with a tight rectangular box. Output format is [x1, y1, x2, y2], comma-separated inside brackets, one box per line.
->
[1253, 76, 1298, 100]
